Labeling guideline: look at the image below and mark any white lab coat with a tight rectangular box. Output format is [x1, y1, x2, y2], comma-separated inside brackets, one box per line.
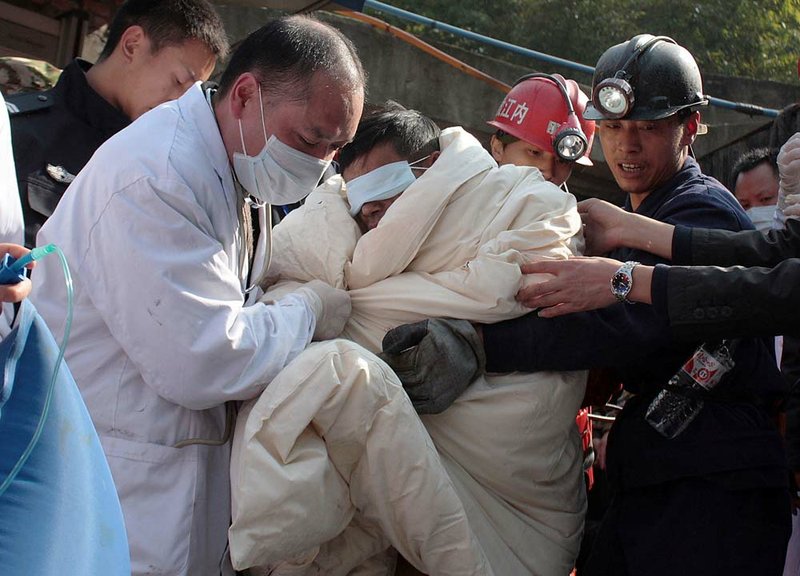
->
[30, 84, 317, 576]
[1, 92, 24, 340]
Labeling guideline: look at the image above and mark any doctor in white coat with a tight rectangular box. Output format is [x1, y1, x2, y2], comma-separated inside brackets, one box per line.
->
[30, 16, 362, 576]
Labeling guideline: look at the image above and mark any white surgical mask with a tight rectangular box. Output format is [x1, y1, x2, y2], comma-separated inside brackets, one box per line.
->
[746, 205, 777, 233]
[345, 156, 430, 216]
[232, 85, 330, 205]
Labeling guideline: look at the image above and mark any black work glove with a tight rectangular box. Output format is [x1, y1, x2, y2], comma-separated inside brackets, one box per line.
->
[379, 318, 486, 414]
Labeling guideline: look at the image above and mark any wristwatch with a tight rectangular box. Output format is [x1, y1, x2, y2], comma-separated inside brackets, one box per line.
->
[610, 261, 639, 303]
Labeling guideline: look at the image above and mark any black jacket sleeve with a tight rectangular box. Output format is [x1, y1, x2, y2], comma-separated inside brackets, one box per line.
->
[659, 259, 800, 339]
[659, 218, 800, 338]
[482, 303, 674, 373]
[673, 218, 800, 266]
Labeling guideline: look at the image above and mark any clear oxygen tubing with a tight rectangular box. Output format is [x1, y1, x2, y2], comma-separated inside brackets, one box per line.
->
[0, 243, 73, 496]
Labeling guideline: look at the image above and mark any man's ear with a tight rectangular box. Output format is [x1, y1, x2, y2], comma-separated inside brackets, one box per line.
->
[682, 111, 702, 147]
[228, 73, 260, 120]
[489, 135, 505, 163]
[118, 25, 147, 63]
[427, 150, 441, 166]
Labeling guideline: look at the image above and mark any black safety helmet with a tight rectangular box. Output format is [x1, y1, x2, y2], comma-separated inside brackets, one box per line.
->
[584, 34, 708, 121]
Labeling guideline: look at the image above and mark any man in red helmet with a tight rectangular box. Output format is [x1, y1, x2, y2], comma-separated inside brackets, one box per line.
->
[487, 73, 595, 186]
[489, 73, 598, 496]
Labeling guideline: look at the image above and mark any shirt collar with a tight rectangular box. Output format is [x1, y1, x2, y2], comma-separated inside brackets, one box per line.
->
[55, 58, 130, 139]
[624, 156, 699, 217]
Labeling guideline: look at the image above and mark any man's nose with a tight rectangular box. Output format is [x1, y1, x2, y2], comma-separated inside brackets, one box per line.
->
[552, 162, 572, 186]
[617, 127, 641, 152]
[540, 154, 556, 181]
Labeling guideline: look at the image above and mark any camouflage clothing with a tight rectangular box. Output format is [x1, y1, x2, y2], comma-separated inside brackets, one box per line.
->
[0, 57, 61, 96]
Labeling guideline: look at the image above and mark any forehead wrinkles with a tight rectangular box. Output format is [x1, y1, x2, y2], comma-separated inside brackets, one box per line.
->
[262, 75, 362, 137]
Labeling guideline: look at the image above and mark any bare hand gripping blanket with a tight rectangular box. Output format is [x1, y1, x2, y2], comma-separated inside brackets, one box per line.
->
[230, 127, 588, 576]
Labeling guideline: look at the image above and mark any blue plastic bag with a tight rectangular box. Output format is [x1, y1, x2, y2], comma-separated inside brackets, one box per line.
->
[0, 300, 129, 575]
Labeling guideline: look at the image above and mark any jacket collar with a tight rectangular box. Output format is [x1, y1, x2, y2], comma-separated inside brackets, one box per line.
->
[177, 83, 235, 193]
[624, 156, 699, 217]
[54, 58, 130, 139]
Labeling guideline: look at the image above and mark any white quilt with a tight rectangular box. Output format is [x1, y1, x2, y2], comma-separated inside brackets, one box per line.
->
[231, 127, 587, 576]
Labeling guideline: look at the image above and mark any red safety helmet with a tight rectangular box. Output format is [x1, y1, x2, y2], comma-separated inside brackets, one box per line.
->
[488, 73, 595, 166]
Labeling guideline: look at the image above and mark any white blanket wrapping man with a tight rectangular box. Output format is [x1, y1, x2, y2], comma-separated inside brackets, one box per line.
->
[230, 126, 588, 576]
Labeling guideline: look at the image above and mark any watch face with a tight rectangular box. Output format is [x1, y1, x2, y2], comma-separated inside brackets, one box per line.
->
[612, 271, 632, 295]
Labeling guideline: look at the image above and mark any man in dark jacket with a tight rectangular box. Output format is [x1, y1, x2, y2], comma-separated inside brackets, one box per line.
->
[381, 35, 792, 576]
[8, 0, 228, 247]
[512, 197, 800, 542]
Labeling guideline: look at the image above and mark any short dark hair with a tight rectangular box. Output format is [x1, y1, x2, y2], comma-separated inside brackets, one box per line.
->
[731, 147, 779, 188]
[338, 102, 440, 171]
[217, 15, 365, 102]
[99, 0, 229, 61]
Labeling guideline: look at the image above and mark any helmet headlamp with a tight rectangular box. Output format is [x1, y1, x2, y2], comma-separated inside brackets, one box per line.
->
[511, 72, 590, 163]
[593, 78, 634, 119]
[553, 119, 587, 162]
[589, 36, 678, 120]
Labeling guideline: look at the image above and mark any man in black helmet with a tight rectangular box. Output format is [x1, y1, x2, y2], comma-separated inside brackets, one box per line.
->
[380, 35, 791, 575]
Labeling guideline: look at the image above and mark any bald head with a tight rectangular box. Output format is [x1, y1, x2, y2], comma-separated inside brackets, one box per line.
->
[217, 15, 365, 102]
[213, 15, 364, 171]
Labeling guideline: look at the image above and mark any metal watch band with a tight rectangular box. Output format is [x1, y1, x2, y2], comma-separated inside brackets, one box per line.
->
[610, 260, 640, 304]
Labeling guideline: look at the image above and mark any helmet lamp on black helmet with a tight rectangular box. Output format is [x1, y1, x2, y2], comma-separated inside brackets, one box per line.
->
[591, 36, 676, 120]
[585, 34, 708, 122]
[595, 78, 634, 119]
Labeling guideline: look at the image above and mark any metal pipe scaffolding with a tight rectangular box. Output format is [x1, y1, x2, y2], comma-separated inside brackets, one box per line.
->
[363, 0, 780, 118]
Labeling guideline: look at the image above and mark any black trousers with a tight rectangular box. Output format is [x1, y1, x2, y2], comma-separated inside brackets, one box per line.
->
[583, 475, 792, 576]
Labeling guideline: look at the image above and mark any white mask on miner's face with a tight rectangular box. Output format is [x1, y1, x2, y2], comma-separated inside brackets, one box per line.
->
[746, 205, 777, 233]
[232, 85, 330, 205]
[345, 157, 430, 216]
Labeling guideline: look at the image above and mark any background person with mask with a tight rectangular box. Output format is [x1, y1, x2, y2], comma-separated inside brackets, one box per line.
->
[8, 0, 228, 247]
[30, 15, 362, 576]
[732, 147, 780, 232]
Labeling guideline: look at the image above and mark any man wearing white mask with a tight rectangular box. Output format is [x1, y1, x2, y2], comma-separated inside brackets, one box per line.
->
[30, 16, 361, 576]
[732, 147, 780, 232]
[341, 103, 440, 232]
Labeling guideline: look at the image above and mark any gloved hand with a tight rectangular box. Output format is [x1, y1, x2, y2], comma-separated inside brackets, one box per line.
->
[295, 280, 351, 341]
[379, 318, 486, 414]
[777, 133, 800, 221]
